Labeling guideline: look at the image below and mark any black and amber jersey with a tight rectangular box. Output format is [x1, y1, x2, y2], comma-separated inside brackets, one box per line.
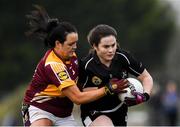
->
[78, 49, 145, 116]
[24, 49, 78, 117]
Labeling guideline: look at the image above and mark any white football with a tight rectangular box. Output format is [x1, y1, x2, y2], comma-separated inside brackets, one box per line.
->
[118, 77, 144, 101]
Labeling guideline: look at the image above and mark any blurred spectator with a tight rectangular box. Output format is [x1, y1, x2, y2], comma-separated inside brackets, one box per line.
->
[162, 81, 179, 126]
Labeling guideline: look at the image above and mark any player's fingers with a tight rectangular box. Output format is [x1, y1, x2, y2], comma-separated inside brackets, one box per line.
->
[119, 85, 128, 89]
[120, 79, 129, 86]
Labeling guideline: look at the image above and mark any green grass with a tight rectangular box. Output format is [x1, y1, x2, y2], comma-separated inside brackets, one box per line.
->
[0, 84, 26, 125]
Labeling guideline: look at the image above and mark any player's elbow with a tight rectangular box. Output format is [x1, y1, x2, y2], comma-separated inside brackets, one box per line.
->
[73, 100, 81, 105]
[71, 96, 81, 105]
[146, 74, 153, 86]
[70, 93, 85, 105]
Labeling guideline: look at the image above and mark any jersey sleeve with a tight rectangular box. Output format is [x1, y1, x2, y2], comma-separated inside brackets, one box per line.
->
[120, 50, 145, 76]
[77, 59, 88, 90]
[45, 62, 75, 91]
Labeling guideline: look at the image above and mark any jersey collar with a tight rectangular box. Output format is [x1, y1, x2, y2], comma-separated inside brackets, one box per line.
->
[92, 51, 101, 64]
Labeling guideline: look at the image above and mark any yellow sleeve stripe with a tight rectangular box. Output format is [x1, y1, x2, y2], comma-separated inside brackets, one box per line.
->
[39, 84, 62, 97]
[58, 79, 75, 91]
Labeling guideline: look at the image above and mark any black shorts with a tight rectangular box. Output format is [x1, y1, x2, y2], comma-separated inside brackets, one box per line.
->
[81, 104, 128, 126]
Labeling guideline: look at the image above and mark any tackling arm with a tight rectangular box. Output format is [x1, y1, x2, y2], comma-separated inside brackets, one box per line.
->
[61, 85, 106, 105]
[62, 78, 129, 105]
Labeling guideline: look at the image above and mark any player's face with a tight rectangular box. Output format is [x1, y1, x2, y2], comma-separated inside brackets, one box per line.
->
[55, 32, 78, 60]
[94, 35, 117, 63]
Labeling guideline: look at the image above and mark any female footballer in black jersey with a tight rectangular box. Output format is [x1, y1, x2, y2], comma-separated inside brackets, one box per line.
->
[78, 24, 153, 126]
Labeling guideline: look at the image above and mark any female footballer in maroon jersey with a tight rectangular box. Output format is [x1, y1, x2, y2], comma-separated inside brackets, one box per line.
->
[21, 5, 128, 126]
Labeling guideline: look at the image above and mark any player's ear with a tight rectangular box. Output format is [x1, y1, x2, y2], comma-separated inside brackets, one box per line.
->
[55, 40, 62, 48]
[116, 42, 120, 48]
[93, 43, 97, 50]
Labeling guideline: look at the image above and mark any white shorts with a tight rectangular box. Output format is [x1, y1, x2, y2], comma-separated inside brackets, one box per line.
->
[29, 105, 77, 126]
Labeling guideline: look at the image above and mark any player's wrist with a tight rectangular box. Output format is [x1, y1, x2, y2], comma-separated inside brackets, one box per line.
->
[143, 92, 150, 101]
[104, 85, 114, 95]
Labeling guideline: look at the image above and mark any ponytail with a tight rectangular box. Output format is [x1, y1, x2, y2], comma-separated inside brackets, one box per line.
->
[25, 5, 77, 48]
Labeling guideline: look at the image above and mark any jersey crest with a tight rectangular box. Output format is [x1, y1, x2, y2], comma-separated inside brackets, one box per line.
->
[92, 76, 102, 86]
[57, 70, 69, 81]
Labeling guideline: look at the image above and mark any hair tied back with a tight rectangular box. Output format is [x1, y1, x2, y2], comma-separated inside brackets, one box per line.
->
[46, 18, 59, 33]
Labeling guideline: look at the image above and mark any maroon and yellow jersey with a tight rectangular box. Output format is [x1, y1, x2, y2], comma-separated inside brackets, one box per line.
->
[23, 49, 78, 117]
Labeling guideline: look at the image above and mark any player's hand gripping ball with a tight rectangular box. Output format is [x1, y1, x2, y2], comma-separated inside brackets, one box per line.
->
[118, 78, 149, 106]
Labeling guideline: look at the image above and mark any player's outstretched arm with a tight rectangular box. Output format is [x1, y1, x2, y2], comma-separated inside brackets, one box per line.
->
[62, 79, 128, 105]
[62, 85, 106, 105]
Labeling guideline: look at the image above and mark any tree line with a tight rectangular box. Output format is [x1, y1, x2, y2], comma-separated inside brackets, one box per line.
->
[0, 0, 175, 96]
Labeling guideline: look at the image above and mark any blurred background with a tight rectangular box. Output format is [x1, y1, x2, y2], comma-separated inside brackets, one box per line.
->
[0, 0, 180, 126]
